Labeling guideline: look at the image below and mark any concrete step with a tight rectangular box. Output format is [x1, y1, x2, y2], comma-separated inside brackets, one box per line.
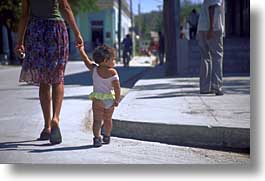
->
[112, 119, 250, 152]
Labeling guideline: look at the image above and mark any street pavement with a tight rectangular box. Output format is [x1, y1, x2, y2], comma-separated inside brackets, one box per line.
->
[0, 58, 249, 164]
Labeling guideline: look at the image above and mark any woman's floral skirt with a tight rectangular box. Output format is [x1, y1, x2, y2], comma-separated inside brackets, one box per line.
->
[19, 17, 69, 85]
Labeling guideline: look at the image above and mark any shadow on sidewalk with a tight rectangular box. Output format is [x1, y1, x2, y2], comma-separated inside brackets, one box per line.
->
[136, 90, 202, 99]
[134, 82, 198, 91]
[64, 66, 150, 88]
[141, 65, 250, 92]
[29, 145, 94, 153]
[25, 94, 91, 101]
[64, 71, 93, 86]
[0, 140, 94, 153]
[133, 78, 250, 96]
[0, 139, 47, 151]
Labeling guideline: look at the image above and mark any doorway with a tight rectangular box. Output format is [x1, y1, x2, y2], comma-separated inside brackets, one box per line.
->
[91, 20, 104, 49]
[92, 28, 104, 49]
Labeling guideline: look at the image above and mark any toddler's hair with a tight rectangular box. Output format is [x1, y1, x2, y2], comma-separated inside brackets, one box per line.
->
[93, 44, 115, 64]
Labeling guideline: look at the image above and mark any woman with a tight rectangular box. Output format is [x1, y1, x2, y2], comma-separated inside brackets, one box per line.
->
[16, 0, 83, 144]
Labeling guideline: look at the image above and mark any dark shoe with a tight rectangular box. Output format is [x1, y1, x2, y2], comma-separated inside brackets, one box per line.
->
[214, 89, 224, 96]
[93, 137, 102, 147]
[50, 127, 62, 144]
[103, 136, 111, 144]
[38, 129, 51, 140]
[200, 91, 214, 94]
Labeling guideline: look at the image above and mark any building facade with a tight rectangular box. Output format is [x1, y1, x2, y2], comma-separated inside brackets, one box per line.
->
[70, 0, 131, 55]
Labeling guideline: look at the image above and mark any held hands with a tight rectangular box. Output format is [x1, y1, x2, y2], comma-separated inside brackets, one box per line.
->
[75, 33, 85, 53]
[15, 44, 25, 59]
[76, 36, 85, 55]
[75, 33, 84, 48]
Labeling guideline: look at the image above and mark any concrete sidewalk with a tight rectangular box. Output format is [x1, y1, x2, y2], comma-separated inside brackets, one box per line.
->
[112, 65, 250, 152]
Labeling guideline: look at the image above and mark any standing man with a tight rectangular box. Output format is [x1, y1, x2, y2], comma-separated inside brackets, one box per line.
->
[122, 34, 132, 67]
[197, 0, 225, 96]
[187, 9, 199, 40]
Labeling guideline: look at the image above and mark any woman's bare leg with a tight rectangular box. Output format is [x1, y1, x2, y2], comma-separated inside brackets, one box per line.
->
[39, 83, 51, 131]
[51, 83, 64, 127]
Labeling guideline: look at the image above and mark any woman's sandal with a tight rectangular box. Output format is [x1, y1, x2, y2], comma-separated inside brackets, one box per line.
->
[38, 129, 51, 140]
[49, 121, 62, 144]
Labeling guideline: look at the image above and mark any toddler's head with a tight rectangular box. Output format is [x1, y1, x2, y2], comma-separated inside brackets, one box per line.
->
[93, 45, 116, 67]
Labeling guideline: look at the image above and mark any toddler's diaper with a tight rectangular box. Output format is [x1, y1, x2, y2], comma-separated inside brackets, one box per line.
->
[102, 99, 114, 109]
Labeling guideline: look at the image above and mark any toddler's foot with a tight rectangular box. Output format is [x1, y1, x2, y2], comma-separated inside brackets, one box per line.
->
[103, 136, 111, 144]
[93, 137, 102, 147]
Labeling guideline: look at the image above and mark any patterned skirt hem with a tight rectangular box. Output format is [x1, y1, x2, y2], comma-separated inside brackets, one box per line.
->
[19, 70, 64, 85]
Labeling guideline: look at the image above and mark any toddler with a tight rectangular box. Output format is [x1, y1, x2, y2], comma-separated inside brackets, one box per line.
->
[78, 45, 121, 147]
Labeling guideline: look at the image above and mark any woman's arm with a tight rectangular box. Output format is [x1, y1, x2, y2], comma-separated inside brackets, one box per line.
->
[78, 46, 95, 71]
[16, 0, 30, 53]
[58, 0, 83, 48]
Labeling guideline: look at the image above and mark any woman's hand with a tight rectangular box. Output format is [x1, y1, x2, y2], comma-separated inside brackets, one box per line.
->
[15, 44, 25, 53]
[75, 33, 84, 48]
[14, 44, 26, 59]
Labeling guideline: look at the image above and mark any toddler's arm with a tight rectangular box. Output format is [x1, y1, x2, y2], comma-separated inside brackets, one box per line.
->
[112, 69, 121, 107]
[112, 78, 121, 107]
[78, 46, 95, 71]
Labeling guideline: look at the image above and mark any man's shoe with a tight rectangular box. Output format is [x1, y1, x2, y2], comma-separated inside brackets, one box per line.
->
[214, 89, 224, 96]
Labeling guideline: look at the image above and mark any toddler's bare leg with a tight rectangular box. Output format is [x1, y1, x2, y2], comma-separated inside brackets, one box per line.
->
[92, 100, 104, 138]
[103, 107, 114, 136]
